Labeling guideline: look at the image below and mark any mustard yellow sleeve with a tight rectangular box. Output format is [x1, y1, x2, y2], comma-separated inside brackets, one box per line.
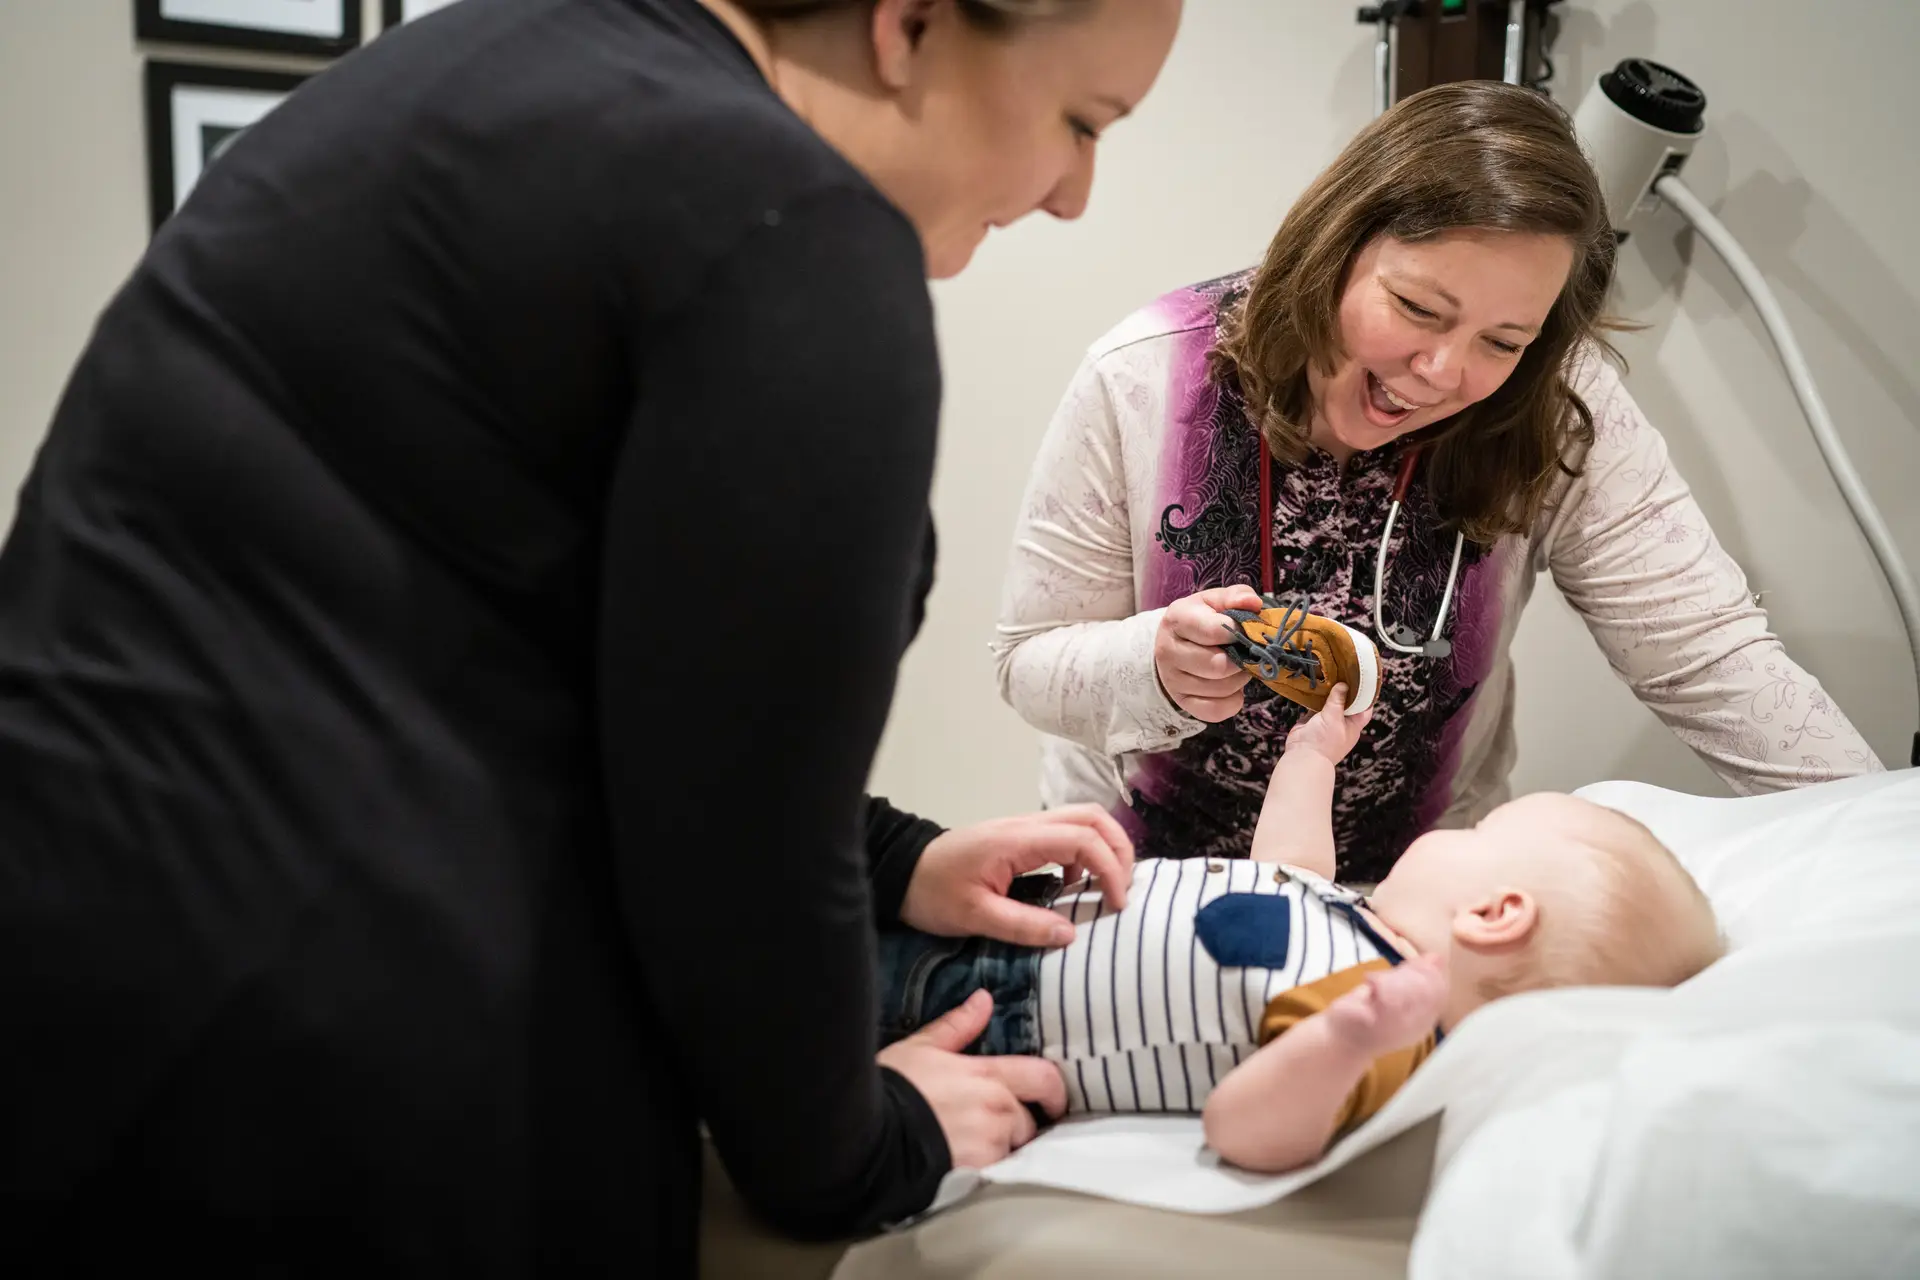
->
[1258, 960, 1437, 1132]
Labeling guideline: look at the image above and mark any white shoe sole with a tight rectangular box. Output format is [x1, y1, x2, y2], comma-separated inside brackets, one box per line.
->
[1330, 622, 1380, 716]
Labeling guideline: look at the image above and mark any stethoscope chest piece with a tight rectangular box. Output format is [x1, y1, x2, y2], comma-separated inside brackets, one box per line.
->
[1384, 624, 1452, 659]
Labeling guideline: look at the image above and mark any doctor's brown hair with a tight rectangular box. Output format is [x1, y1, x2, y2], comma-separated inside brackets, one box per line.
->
[1212, 80, 1623, 545]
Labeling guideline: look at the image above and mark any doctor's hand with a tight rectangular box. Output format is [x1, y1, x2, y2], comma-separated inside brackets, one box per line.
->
[879, 990, 1068, 1170]
[900, 805, 1133, 948]
[1155, 584, 1265, 722]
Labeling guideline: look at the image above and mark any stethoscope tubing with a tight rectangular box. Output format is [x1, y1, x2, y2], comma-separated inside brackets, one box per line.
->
[1257, 441, 1462, 659]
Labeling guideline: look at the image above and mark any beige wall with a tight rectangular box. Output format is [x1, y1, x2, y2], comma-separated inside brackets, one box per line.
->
[0, 0, 384, 515]
[2, 2, 1915, 827]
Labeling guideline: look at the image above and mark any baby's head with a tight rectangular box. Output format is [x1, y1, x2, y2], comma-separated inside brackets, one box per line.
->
[1366, 792, 1723, 1029]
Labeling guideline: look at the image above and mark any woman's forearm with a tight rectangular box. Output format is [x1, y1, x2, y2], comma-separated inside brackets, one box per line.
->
[1548, 353, 1885, 792]
[993, 608, 1202, 756]
[996, 351, 1206, 759]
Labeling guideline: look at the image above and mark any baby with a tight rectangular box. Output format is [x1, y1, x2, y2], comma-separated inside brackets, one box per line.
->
[875, 686, 1725, 1173]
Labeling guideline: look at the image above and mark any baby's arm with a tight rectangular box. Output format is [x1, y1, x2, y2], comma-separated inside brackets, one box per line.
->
[1248, 754, 1337, 876]
[1248, 685, 1370, 878]
[1201, 1007, 1372, 1172]
[1203, 955, 1446, 1174]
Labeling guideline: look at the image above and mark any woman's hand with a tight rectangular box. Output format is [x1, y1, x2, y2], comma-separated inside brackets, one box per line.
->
[899, 805, 1133, 948]
[1154, 585, 1266, 722]
[878, 990, 1068, 1171]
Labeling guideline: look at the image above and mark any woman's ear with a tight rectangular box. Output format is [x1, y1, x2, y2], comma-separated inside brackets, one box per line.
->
[1450, 888, 1538, 953]
[871, 0, 939, 88]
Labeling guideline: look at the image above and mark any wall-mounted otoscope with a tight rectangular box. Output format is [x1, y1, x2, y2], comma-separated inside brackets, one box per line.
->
[1575, 58, 1920, 766]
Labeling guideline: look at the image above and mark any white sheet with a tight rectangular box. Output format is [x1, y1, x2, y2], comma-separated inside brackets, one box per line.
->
[911, 770, 1920, 1276]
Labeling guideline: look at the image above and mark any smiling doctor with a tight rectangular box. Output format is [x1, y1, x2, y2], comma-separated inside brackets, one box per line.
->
[994, 80, 1881, 882]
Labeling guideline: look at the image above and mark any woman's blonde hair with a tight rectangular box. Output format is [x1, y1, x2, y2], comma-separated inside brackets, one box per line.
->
[1212, 80, 1624, 545]
[730, 0, 1091, 33]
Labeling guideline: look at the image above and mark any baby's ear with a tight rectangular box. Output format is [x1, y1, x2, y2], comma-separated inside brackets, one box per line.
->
[1451, 888, 1538, 952]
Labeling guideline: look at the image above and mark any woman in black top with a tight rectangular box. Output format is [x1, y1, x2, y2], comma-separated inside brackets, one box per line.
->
[0, 0, 1181, 1271]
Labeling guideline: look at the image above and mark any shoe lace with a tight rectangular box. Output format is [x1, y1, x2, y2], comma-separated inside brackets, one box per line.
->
[1223, 593, 1325, 688]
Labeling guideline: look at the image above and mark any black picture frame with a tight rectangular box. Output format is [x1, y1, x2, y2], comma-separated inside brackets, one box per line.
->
[145, 60, 310, 234]
[135, 0, 362, 59]
[382, 0, 463, 29]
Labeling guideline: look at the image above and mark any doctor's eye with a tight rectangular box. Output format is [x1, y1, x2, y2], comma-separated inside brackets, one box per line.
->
[1393, 293, 1437, 321]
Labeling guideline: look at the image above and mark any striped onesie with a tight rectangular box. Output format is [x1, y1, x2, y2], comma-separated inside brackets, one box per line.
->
[1037, 858, 1399, 1114]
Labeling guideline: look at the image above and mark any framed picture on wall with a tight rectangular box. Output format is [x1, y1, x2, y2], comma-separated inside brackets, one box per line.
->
[135, 0, 362, 59]
[383, 0, 465, 28]
[145, 61, 309, 233]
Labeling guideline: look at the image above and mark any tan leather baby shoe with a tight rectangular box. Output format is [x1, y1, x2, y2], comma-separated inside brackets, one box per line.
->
[1221, 597, 1381, 716]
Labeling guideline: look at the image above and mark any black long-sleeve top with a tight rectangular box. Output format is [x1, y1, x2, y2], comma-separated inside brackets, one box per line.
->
[0, 0, 954, 1271]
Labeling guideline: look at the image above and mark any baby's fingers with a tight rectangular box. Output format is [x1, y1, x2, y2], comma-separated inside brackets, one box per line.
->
[1375, 964, 1439, 1006]
[1373, 983, 1421, 1019]
[1334, 982, 1380, 1019]
[1394, 953, 1443, 983]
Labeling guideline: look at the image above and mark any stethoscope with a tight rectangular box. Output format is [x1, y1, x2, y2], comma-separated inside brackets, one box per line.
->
[1255, 440, 1465, 660]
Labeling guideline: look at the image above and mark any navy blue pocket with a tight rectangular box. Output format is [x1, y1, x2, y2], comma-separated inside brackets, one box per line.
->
[1195, 892, 1292, 968]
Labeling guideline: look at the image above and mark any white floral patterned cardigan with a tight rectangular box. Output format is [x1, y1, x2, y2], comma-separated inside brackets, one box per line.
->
[992, 273, 1882, 879]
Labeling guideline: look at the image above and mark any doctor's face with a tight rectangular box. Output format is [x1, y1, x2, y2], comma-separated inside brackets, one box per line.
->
[1308, 229, 1573, 458]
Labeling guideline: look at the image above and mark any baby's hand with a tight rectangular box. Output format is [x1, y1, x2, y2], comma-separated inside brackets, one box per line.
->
[1283, 684, 1373, 765]
[1322, 953, 1448, 1054]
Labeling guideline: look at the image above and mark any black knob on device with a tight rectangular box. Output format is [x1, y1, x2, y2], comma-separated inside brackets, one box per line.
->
[1598, 58, 1707, 134]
